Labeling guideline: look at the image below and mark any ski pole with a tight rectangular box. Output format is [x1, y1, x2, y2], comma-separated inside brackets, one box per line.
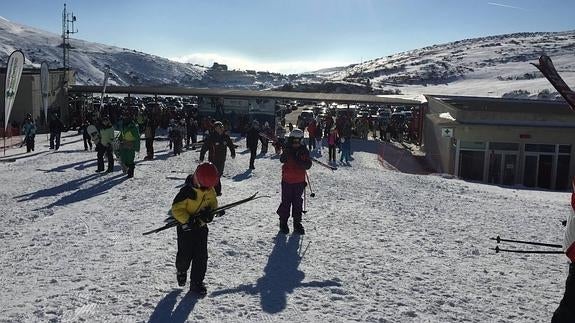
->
[305, 172, 315, 197]
[302, 190, 307, 214]
[492, 246, 564, 254]
[491, 236, 562, 248]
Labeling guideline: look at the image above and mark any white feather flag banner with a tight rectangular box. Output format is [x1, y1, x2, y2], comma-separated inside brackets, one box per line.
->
[4, 50, 25, 130]
[40, 62, 50, 125]
[99, 65, 110, 112]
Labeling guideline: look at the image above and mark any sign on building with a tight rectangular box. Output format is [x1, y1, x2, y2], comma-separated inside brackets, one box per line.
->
[441, 127, 454, 138]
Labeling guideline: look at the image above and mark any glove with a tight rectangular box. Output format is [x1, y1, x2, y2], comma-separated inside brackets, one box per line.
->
[197, 208, 214, 223]
[181, 218, 199, 231]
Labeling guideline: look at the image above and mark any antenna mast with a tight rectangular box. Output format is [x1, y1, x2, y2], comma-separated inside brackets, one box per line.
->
[61, 3, 78, 85]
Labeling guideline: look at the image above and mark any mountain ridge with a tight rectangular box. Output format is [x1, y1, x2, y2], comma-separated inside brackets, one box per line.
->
[1, 17, 574, 99]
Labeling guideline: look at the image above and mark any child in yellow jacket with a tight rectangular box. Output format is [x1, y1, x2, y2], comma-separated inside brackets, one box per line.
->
[172, 162, 219, 296]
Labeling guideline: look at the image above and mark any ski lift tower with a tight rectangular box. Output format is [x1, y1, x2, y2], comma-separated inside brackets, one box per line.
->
[61, 3, 77, 88]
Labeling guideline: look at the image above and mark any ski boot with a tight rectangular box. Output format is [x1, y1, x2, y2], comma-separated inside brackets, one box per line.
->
[190, 281, 207, 297]
[177, 271, 187, 287]
[293, 221, 305, 235]
[279, 221, 289, 234]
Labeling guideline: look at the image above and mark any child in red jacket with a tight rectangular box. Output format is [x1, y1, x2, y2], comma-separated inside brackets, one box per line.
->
[277, 129, 312, 234]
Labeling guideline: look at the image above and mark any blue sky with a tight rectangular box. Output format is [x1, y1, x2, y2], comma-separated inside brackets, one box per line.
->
[2, 0, 575, 73]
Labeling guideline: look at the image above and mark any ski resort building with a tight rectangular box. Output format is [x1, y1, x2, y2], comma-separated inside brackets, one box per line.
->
[423, 95, 575, 190]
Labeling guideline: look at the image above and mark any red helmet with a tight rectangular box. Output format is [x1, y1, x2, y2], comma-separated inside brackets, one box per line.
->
[194, 162, 219, 188]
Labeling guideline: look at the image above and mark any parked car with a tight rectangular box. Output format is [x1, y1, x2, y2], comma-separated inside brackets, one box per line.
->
[299, 110, 314, 123]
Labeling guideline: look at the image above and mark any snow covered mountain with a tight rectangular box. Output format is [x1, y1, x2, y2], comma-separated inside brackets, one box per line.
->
[306, 31, 575, 98]
[2, 16, 575, 98]
[0, 17, 290, 89]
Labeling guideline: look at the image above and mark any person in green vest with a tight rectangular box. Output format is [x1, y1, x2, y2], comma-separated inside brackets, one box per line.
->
[118, 113, 141, 178]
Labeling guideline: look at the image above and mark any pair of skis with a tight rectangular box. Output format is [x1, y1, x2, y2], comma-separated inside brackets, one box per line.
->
[490, 235, 563, 254]
[142, 192, 268, 235]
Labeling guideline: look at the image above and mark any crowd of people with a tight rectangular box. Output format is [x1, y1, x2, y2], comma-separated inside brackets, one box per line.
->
[12, 102, 575, 316]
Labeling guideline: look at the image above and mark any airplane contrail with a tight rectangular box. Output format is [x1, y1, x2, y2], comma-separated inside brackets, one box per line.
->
[487, 2, 529, 11]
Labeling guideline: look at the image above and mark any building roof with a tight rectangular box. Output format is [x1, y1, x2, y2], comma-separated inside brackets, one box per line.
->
[428, 95, 572, 115]
[68, 85, 426, 105]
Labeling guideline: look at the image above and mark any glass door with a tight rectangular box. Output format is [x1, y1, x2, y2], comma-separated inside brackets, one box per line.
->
[522, 154, 554, 189]
[502, 153, 517, 185]
[523, 155, 537, 187]
[537, 155, 553, 189]
[488, 151, 517, 185]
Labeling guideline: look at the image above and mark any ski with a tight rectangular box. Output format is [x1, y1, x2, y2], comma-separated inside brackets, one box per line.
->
[492, 246, 563, 254]
[311, 157, 337, 171]
[532, 55, 575, 112]
[490, 236, 562, 248]
[142, 192, 268, 235]
[187, 140, 205, 149]
[259, 131, 278, 145]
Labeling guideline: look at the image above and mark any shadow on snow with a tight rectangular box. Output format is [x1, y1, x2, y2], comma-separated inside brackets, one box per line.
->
[232, 169, 253, 181]
[33, 173, 128, 210]
[210, 234, 341, 314]
[148, 289, 200, 323]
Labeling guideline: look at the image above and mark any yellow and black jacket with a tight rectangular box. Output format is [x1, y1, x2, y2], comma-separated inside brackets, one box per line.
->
[171, 185, 218, 226]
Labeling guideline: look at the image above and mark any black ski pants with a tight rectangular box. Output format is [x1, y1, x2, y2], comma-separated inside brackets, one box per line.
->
[25, 136, 35, 152]
[97, 145, 114, 171]
[328, 144, 336, 162]
[176, 225, 208, 284]
[249, 146, 257, 168]
[553, 262, 575, 322]
[145, 138, 154, 158]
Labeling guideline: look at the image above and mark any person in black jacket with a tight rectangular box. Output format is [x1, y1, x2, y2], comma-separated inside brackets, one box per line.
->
[246, 120, 260, 170]
[80, 120, 93, 151]
[199, 121, 236, 196]
[49, 113, 65, 150]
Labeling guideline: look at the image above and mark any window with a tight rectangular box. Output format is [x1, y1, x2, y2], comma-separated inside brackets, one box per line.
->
[459, 151, 485, 181]
[556, 155, 571, 190]
[525, 144, 555, 153]
[488, 142, 519, 151]
[559, 145, 571, 154]
[460, 141, 486, 150]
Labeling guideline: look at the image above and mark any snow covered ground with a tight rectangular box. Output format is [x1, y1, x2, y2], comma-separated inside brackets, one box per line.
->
[0, 132, 571, 322]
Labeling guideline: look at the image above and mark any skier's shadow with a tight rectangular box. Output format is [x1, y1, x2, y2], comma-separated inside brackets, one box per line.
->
[15, 173, 101, 202]
[36, 158, 96, 173]
[33, 173, 128, 210]
[148, 289, 199, 323]
[211, 234, 341, 313]
[232, 169, 252, 181]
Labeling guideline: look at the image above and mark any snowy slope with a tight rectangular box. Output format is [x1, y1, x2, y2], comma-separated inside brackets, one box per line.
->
[0, 132, 570, 322]
[324, 32, 575, 98]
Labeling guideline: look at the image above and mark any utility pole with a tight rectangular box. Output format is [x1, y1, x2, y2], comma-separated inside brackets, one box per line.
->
[61, 3, 77, 87]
